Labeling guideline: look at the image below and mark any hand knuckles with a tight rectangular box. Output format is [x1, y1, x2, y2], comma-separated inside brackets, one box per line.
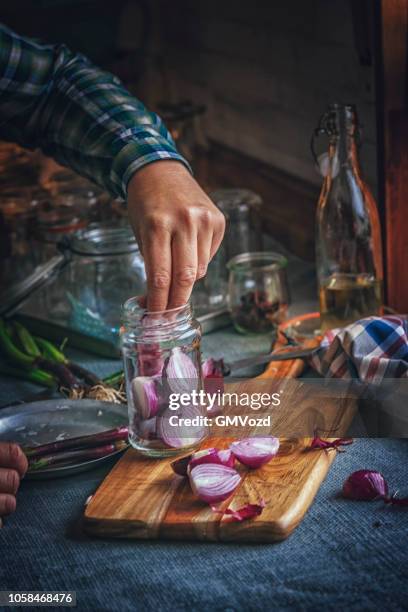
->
[197, 264, 207, 278]
[145, 213, 171, 232]
[151, 270, 171, 289]
[176, 266, 197, 286]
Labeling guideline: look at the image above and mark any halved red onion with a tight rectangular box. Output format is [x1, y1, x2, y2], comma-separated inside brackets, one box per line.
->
[342, 470, 408, 506]
[171, 447, 234, 476]
[162, 347, 199, 395]
[189, 447, 235, 471]
[131, 376, 160, 420]
[189, 463, 241, 504]
[230, 436, 280, 469]
[156, 404, 207, 449]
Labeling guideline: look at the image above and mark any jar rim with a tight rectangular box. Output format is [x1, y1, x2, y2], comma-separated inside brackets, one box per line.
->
[227, 251, 288, 272]
[123, 297, 192, 329]
[69, 225, 139, 256]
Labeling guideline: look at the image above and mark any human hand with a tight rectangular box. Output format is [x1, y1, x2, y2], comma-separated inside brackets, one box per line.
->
[0, 442, 28, 520]
[127, 161, 225, 311]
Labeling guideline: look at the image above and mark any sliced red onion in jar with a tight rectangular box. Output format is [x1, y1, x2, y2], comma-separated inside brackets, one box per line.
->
[137, 342, 163, 377]
[131, 376, 160, 420]
[162, 347, 199, 395]
[230, 436, 280, 469]
[156, 404, 207, 449]
[189, 463, 241, 504]
[202, 358, 224, 391]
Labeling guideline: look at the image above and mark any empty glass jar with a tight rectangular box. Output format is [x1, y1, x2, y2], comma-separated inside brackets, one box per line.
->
[121, 299, 207, 458]
[65, 225, 146, 340]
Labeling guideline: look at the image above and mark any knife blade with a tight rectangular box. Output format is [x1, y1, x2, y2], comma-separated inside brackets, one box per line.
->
[224, 347, 316, 375]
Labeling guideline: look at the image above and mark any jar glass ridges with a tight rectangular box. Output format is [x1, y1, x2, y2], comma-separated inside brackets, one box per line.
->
[121, 299, 207, 458]
[227, 252, 289, 335]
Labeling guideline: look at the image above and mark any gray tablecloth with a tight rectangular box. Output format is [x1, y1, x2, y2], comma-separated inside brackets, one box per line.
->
[0, 245, 407, 611]
[0, 438, 407, 611]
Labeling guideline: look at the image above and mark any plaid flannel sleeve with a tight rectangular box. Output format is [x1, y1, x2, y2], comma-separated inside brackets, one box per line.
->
[0, 24, 190, 198]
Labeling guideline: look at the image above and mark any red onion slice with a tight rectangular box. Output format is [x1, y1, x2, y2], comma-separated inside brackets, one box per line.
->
[189, 463, 241, 504]
[137, 343, 163, 376]
[212, 500, 266, 522]
[163, 347, 199, 395]
[131, 376, 160, 420]
[230, 436, 280, 469]
[156, 404, 207, 449]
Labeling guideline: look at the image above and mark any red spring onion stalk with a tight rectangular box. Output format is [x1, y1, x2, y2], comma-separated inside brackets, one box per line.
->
[342, 470, 408, 506]
[211, 500, 266, 522]
[189, 463, 241, 504]
[309, 436, 353, 452]
[156, 404, 207, 449]
[23, 426, 129, 458]
[162, 347, 199, 395]
[28, 440, 128, 471]
[131, 376, 160, 420]
[230, 436, 280, 469]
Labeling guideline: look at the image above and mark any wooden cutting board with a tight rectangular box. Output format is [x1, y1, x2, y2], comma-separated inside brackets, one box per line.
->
[84, 372, 356, 542]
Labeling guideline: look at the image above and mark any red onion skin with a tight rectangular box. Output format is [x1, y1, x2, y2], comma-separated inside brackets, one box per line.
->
[189, 464, 241, 504]
[212, 501, 266, 522]
[342, 470, 389, 501]
[310, 437, 353, 451]
[230, 437, 280, 469]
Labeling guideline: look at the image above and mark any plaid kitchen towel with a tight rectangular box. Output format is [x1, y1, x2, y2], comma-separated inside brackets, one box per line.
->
[310, 316, 408, 383]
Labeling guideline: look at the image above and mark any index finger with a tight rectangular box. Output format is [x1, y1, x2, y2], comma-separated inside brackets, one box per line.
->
[0, 443, 28, 478]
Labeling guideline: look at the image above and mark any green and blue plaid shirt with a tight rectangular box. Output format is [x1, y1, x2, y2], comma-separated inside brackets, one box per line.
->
[0, 24, 188, 198]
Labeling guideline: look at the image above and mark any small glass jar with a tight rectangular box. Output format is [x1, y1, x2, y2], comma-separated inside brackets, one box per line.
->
[227, 252, 289, 335]
[121, 299, 207, 458]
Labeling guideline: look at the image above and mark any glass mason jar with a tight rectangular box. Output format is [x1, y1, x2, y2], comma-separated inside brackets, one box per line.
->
[314, 104, 383, 331]
[121, 299, 207, 458]
[66, 225, 146, 340]
[227, 252, 289, 335]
